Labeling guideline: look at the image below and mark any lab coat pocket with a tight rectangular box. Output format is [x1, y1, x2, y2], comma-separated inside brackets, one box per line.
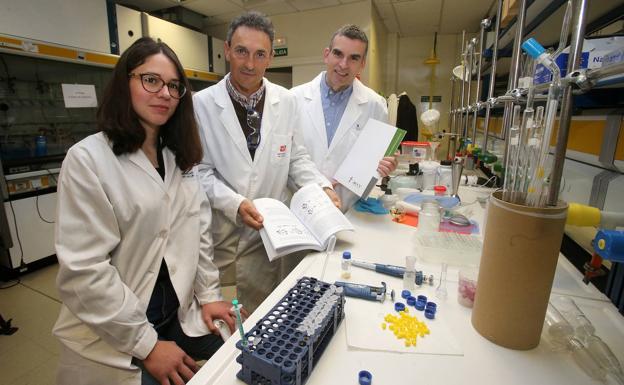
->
[270, 134, 291, 165]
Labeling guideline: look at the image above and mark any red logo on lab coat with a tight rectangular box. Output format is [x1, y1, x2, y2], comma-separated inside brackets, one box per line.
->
[279, 145, 286, 152]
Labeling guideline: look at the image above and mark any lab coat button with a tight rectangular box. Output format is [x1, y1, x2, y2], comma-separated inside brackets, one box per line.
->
[169, 265, 176, 275]
[159, 230, 168, 238]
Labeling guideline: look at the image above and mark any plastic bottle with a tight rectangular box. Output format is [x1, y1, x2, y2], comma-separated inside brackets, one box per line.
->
[437, 160, 453, 190]
[341, 251, 352, 279]
[420, 161, 439, 190]
[35, 135, 47, 156]
[403, 255, 416, 291]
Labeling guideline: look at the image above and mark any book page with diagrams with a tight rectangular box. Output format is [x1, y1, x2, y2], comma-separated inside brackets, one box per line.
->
[254, 184, 353, 261]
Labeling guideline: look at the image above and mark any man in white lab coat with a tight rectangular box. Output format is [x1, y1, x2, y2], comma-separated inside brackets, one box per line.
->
[194, 11, 339, 313]
[291, 25, 397, 212]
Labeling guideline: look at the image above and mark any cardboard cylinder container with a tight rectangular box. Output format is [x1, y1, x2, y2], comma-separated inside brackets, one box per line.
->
[471, 191, 568, 350]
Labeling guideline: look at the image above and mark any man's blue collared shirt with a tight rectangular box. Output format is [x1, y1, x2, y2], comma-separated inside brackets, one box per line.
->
[320, 73, 353, 146]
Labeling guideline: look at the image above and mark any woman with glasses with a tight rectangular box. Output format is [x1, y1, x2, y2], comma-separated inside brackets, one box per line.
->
[53, 37, 239, 385]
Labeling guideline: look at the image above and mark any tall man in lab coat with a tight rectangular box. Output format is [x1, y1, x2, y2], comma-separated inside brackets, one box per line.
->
[291, 25, 397, 212]
[194, 11, 339, 313]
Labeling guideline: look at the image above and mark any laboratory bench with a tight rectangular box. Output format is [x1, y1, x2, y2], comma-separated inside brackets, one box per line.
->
[190, 186, 624, 385]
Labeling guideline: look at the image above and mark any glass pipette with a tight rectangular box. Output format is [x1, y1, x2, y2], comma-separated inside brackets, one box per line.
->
[502, 105, 522, 202]
[513, 106, 534, 204]
[525, 106, 544, 204]
[522, 38, 562, 207]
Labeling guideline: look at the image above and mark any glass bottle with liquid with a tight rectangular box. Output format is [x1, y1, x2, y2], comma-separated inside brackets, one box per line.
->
[341, 251, 352, 279]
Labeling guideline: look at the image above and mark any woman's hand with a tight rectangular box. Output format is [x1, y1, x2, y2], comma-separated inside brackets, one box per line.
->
[143, 340, 197, 385]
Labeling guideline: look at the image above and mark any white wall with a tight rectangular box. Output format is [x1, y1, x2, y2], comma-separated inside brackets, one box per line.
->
[368, 3, 388, 94]
[293, 63, 325, 87]
[0, 0, 110, 53]
[265, 70, 292, 89]
[385, 32, 400, 96]
[397, 34, 464, 134]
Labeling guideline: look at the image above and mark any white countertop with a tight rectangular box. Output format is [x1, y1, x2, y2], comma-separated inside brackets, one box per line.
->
[190, 186, 623, 385]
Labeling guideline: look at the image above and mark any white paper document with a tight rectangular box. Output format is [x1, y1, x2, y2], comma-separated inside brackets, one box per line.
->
[333, 118, 400, 197]
[61, 84, 98, 108]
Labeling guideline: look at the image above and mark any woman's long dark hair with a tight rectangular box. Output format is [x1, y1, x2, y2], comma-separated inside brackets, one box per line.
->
[97, 37, 201, 172]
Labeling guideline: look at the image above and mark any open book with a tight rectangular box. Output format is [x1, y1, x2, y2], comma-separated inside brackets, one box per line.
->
[254, 184, 354, 261]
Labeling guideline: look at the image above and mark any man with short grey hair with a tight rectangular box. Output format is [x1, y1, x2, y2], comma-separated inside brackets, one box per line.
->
[292, 24, 396, 212]
[194, 11, 340, 313]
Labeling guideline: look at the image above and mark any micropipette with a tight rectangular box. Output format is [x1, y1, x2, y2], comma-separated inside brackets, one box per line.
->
[232, 299, 247, 347]
[350, 259, 426, 285]
[334, 281, 395, 303]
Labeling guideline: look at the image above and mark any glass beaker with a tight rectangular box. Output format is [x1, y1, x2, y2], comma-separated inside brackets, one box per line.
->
[418, 200, 440, 233]
[458, 267, 478, 308]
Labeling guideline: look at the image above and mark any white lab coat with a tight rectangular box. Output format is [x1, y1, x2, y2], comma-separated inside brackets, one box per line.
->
[291, 72, 389, 211]
[53, 133, 222, 384]
[193, 77, 330, 312]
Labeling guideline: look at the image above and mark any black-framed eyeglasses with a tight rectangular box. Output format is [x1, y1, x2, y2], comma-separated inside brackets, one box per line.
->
[246, 108, 261, 150]
[129, 73, 187, 99]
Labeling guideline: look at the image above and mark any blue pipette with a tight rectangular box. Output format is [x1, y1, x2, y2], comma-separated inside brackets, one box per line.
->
[351, 259, 425, 285]
[334, 281, 395, 303]
[232, 299, 247, 347]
